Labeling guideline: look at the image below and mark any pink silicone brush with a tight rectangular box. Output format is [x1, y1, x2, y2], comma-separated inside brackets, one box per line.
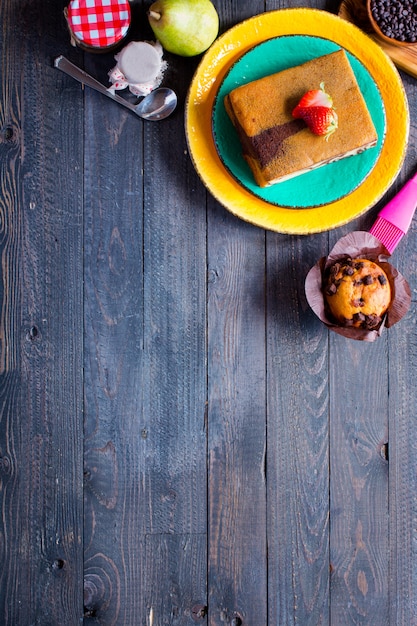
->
[369, 170, 417, 254]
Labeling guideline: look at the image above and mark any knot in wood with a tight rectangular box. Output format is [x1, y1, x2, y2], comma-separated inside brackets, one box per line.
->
[0, 455, 11, 474]
[26, 325, 39, 341]
[52, 558, 65, 571]
[3, 126, 15, 142]
[191, 604, 207, 620]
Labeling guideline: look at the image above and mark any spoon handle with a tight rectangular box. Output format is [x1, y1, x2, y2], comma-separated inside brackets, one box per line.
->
[54, 56, 137, 113]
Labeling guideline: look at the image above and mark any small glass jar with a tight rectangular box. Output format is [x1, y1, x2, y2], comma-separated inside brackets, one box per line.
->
[65, 0, 131, 53]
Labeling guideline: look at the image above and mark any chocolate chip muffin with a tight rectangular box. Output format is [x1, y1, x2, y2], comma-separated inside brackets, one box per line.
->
[324, 258, 391, 329]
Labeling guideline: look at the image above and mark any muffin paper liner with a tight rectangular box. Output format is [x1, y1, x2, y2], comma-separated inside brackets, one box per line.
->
[305, 231, 411, 341]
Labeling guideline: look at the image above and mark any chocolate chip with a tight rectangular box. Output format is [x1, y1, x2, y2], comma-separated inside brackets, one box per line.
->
[363, 275, 373, 285]
[325, 283, 337, 295]
[353, 312, 366, 324]
[330, 263, 340, 276]
[352, 299, 364, 308]
[365, 314, 381, 329]
[343, 266, 355, 276]
[355, 261, 364, 270]
[378, 274, 388, 285]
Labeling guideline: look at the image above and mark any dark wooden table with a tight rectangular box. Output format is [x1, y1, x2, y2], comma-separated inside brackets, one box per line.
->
[1, 0, 417, 624]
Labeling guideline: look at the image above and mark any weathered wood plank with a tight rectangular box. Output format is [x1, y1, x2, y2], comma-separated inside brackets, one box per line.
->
[82, 18, 208, 622]
[81, 57, 147, 623]
[140, 51, 208, 623]
[329, 337, 389, 625]
[0, 0, 84, 623]
[388, 303, 417, 626]
[207, 205, 267, 625]
[267, 233, 330, 626]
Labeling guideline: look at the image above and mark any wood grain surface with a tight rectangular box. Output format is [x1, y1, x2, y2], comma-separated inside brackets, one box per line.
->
[1, 0, 417, 624]
[0, 0, 85, 623]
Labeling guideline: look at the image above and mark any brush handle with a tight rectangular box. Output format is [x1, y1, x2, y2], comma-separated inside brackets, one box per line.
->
[376, 170, 417, 233]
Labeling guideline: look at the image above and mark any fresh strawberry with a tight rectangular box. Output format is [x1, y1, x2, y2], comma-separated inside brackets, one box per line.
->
[292, 83, 338, 139]
[292, 82, 333, 117]
[296, 106, 338, 139]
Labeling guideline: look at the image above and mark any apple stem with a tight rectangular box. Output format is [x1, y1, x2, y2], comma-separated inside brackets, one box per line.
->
[148, 10, 161, 20]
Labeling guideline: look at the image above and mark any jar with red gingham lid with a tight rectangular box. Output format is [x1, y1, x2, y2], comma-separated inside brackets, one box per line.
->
[64, 0, 131, 52]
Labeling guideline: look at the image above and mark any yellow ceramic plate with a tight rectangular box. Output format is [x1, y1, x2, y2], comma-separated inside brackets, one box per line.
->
[185, 9, 409, 234]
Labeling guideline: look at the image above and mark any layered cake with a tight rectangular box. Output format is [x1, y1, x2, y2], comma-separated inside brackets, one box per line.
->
[324, 258, 391, 329]
[224, 49, 378, 187]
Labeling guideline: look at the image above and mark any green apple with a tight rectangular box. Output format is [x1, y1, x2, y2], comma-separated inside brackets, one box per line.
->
[148, 0, 219, 57]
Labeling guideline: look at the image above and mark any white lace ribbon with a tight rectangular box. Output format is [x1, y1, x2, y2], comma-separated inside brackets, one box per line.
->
[107, 41, 167, 97]
[107, 67, 156, 96]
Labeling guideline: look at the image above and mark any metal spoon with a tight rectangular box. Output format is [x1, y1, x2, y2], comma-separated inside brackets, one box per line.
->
[54, 55, 177, 121]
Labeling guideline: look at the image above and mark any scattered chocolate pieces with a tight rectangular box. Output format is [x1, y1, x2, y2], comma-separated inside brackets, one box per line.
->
[370, 0, 417, 43]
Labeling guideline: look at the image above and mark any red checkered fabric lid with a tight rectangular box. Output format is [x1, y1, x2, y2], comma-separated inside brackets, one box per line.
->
[67, 0, 131, 48]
